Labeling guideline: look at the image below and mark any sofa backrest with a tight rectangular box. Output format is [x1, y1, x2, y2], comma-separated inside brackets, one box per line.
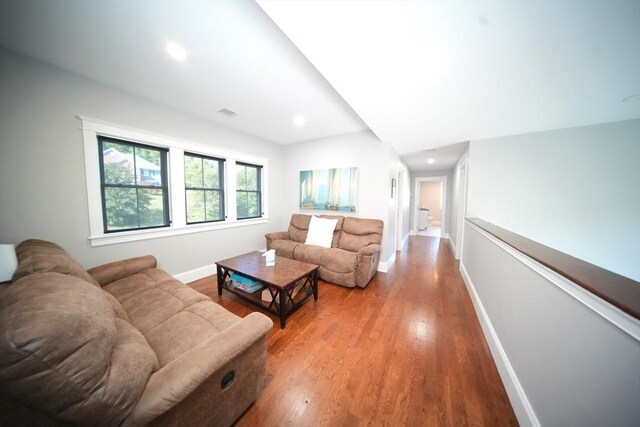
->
[13, 239, 100, 287]
[288, 214, 345, 247]
[338, 217, 384, 252]
[0, 272, 158, 425]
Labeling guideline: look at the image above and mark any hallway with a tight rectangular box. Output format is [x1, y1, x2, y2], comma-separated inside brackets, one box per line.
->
[417, 225, 442, 238]
[190, 236, 517, 426]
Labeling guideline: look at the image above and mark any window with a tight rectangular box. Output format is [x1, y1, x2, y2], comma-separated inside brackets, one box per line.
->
[184, 153, 225, 224]
[82, 117, 269, 246]
[98, 136, 170, 233]
[236, 162, 262, 219]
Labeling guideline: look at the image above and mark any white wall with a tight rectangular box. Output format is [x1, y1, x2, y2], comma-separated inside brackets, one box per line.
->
[282, 130, 402, 264]
[0, 48, 285, 277]
[467, 119, 640, 281]
[419, 181, 442, 222]
[462, 222, 640, 427]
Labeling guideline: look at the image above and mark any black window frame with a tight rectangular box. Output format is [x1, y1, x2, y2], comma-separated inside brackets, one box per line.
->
[236, 162, 263, 220]
[98, 136, 170, 233]
[184, 152, 226, 225]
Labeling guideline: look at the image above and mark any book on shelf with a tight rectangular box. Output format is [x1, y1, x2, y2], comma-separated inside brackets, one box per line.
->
[229, 273, 264, 293]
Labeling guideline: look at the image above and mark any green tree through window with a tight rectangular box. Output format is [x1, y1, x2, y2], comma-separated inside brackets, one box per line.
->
[99, 137, 169, 232]
[184, 153, 225, 223]
[236, 163, 262, 219]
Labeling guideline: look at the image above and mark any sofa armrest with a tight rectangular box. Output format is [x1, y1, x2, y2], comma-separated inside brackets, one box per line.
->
[355, 244, 381, 288]
[123, 312, 272, 426]
[87, 255, 157, 287]
[358, 244, 381, 257]
[265, 231, 289, 250]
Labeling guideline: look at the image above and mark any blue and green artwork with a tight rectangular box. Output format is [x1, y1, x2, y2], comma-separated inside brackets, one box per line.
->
[299, 167, 358, 212]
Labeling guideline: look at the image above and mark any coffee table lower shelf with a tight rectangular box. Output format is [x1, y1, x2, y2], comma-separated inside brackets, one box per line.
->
[216, 264, 318, 328]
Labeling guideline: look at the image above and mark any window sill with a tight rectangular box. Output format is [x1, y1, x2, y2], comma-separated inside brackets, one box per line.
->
[88, 217, 269, 247]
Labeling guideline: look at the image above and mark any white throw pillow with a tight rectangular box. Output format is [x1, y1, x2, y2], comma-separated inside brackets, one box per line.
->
[305, 215, 338, 248]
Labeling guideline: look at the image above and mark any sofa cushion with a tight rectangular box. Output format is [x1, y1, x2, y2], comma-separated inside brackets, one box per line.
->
[294, 244, 357, 275]
[270, 239, 300, 259]
[288, 213, 311, 243]
[103, 288, 131, 322]
[321, 248, 358, 274]
[338, 217, 384, 252]
[103, 268, 242, 367]
[103, 268, 210, 334]
[12, 239, 100, 287]
[293, 243, 328, 266]
[143, 301, 241, 367]
[0, 272, 158, 426]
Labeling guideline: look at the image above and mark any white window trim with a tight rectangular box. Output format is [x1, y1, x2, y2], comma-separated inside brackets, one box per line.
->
[80, 116, 269, 247]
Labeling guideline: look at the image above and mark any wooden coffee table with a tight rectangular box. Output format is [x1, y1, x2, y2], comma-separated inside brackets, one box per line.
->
[216, 251, 319, 328]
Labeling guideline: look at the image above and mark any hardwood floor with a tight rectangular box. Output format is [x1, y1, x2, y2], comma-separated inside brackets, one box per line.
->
[189, 236, 518, 426]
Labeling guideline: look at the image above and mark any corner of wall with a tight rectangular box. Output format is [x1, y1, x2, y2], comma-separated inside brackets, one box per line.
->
[378, 251, 397, 273]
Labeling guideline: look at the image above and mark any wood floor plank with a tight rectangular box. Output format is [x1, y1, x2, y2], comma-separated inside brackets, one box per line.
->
[189, 236, 518, 426]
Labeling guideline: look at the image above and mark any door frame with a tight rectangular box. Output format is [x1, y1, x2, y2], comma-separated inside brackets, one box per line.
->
[454, 156, 469, 260]
[395, 162, 408, 251]
[413, 176, 448, 237]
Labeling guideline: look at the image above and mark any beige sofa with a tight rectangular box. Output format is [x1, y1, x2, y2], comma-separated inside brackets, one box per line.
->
[0, 239, 272, 426]
[266, 214, 383, 288]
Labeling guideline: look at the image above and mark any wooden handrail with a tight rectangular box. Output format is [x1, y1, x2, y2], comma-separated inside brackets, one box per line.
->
[467, 218, 640, 320]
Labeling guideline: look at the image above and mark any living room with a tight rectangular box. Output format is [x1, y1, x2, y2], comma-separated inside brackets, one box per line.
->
[0, 1, 639, 426]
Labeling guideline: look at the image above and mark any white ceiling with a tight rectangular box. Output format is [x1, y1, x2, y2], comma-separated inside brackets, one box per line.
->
[0, 1, 367, 145]
[259, 1, 640, 159]
[1, 1, 639, 173]
[403, 141, 469, 173]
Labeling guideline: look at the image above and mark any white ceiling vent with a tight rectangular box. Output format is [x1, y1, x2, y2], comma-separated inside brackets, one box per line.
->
[217, 108, 238, 118]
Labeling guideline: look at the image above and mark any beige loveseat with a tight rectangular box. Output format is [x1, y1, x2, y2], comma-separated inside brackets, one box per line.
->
[0, 239, 272, 426]
[266, 214, 383, 288]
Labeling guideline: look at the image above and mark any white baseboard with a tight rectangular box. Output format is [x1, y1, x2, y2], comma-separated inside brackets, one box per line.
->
[176, 249, 397, 280]
[174, 263, 217, 284]
[401, 233, 409, 250]
[378, 251, 396, 273]
[448, 235, 461, 259]
[441, 232, 449, 239]
[459, 262, 540, 427]
[174, 248, 268, 284]
[177, 246, 399, 280]
[409, 230, 417, 236]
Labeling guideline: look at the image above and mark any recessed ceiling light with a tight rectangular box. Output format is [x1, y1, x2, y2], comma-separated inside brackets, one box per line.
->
[166, 42, 187, 62]
[427, 158, 435, 164]
[293, 115, 307, 127]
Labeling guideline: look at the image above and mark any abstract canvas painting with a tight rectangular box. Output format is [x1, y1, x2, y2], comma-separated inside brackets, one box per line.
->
[299, 167, 358, 212]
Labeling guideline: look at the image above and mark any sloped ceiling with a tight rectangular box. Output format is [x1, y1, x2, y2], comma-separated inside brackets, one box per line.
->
[0, 1, 639, 172]
[0, 1, 367, 145]
[259, 0, 640, 168]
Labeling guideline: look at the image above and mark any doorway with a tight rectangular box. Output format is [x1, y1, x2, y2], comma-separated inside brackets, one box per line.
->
[413, 176, 447, 238]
